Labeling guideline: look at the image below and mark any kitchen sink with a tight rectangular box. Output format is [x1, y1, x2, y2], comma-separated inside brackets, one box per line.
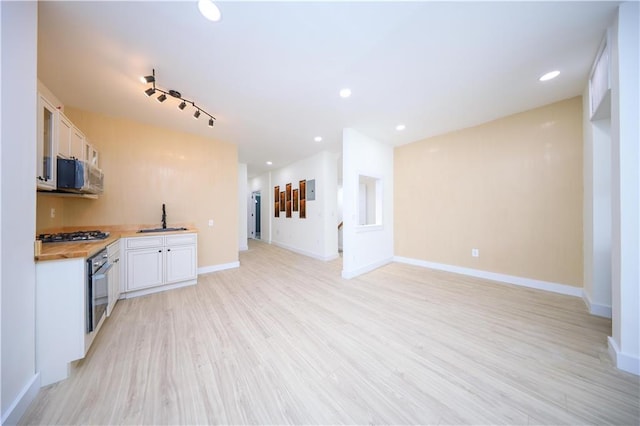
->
[137, 227, 188, 233]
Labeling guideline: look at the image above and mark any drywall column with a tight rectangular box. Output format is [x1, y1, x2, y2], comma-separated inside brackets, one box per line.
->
[582, 87, 612, 318]
[238, 163, 248, 251]
[320, 152, 339, 258]
[608, 1, 640, 375]
[1, 1, 40, 423]
[342, 128, 394, 278]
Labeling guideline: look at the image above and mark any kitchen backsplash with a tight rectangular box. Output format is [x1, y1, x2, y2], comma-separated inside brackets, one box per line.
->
[36, 194, 66, 233]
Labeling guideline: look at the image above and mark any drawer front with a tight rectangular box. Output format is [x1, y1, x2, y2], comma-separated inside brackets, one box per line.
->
[165, 233, 197, 247]
[107, 240, 120, 256]
[126, 236, 164, 249]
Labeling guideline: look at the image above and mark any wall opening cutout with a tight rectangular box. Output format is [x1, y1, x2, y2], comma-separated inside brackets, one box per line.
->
[358, 175, 381, 226]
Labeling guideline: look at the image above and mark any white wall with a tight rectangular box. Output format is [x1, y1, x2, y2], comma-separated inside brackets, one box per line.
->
[609, 1, 640, 376]
[342, 128, 394, 279]
[582, 85, 612, 318]
[1, 1, 41, 423]
[238, 163, 248, 251]
[270, 151, 339, 261]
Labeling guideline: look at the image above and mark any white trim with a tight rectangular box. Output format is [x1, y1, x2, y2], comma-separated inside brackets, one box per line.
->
[342, 257, 393, 279]
[122, 279, 196, 299]
[2, 372, 40, 426]
[271, 241, 339, 262]
[608, 336, 640, 376]
[582, 291, 612, 318]
[239, 244, 249, 251]
[393, 256, 583, 297]
[198, 261, 240, 275]
[356, 224, 384, 233]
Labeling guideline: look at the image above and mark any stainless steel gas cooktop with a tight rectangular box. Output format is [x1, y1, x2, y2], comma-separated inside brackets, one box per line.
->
[37, 230, 110, 243]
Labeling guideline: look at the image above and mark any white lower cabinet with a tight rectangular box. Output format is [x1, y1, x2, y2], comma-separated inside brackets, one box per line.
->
[124, 233, 197, 296]
[126, 247, 164, 291]
[36, 258, 86, 386]
[106, 240, 121, 316]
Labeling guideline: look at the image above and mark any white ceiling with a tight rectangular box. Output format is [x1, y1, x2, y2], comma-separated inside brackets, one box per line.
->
[37, 1, 618, 177]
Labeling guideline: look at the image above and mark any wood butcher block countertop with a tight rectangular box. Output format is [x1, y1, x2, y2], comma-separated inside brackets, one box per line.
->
[35, 225, 197, 262]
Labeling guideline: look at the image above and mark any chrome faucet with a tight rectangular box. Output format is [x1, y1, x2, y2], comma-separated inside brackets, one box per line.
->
[162, 203, 167, 229]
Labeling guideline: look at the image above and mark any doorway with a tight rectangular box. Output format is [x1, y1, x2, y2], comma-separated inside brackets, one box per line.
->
[250, 191, 261, 240]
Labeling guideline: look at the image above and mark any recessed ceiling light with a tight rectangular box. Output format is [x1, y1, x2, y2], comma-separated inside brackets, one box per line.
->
[314, 136, 322, 142]
[539, 70, 560, 82]
[266, 161, 273, 166]
[396, 124, 406, 131]
[198, 0, 221, 22]
[339, 88, 352, 98]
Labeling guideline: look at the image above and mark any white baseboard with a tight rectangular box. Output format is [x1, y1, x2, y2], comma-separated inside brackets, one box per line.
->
[123, 279, 197, 299]
[342, 257, 393, 279]
[271, 241, 339, 261]
[393, 256, 583, 297]
[239, 244, 249, 251]
[2, 372, 40, 426]
[198, 261, 240, 275]
[582, 291, 612, 318]
[608, 336, 640, 376]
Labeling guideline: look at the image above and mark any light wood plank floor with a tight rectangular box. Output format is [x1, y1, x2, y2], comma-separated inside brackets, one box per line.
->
[21, 240, 639, 425]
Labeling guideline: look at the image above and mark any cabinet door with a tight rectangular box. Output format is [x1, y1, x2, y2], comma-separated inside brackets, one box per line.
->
[107, 248, 121, 316]
[91, 146, 99, 168]
[37, 95, 57, 190]
[83, 142, 99, 168]
[84, 142, 92, 165]
[126, 248, 163, 291]
[58, 114, 72, 159]
[70, 127, 85, 160]
[165, 245, 197, 284]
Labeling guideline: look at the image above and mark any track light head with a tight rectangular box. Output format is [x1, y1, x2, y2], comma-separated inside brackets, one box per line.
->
[208, 118, 214, 127]
[157, 93, 167, 103]
[194, 110, 201, 119]
[178, 101, 187, 110]
[145, 88, 156, 97]
[141, 75, 155, 84]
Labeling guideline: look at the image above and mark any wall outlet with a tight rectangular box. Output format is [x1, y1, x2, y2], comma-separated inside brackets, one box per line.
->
[471, 248, 479, 257]
[208, 219, 214, 227]
[50, 208, 56, 218]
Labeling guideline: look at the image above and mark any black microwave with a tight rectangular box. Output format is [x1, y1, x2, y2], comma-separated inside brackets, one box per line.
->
[57, 158, 104, 194]
[57, 158, 85, 191]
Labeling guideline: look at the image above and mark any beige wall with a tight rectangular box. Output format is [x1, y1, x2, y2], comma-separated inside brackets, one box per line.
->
[394, 97, 583, 286]
[36, 108, 238, 267]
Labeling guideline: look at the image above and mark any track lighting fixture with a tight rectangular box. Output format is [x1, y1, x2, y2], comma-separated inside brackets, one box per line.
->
[141, 68, 216, 129]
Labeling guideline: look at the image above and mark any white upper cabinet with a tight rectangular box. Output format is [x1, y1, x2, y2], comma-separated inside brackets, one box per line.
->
[84, 142, 99, 168]
[71, 126, 85, 161]
[58, 113, 73, 159]
[37, 90, 101, 193]
[37, 94, 57, 190]
[59, 111, 86, 161]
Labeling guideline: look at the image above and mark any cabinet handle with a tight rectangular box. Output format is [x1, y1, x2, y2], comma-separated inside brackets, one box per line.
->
[158, 250, 162, 253]
[167, 249, 171, 252]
